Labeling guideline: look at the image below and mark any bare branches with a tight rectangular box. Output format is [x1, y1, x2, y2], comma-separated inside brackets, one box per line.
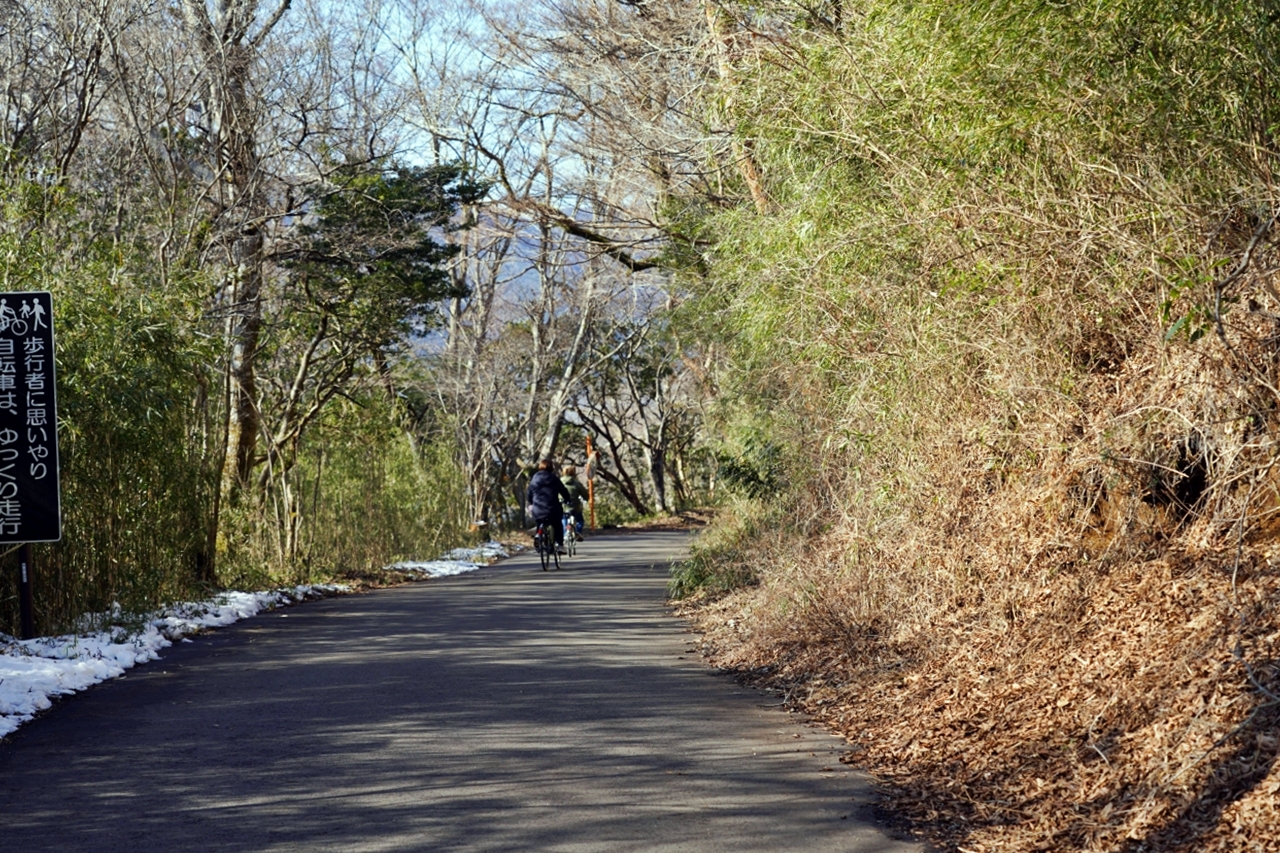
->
[515, 199, 662, 272]
[249, 0, 294, 50]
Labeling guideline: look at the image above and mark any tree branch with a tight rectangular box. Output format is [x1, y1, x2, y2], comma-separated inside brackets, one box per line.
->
[512, 198, 661, 272]
[249, 0, 293, 51]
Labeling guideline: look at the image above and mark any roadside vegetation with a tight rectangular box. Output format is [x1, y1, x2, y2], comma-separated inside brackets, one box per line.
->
[668, 1, 1280, 850]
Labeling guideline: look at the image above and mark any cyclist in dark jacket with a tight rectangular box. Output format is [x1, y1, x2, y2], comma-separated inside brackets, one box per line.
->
[527, 459, 573, 552]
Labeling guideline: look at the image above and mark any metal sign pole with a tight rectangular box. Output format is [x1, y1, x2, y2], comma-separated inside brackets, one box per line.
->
[18, 542, 33, 639]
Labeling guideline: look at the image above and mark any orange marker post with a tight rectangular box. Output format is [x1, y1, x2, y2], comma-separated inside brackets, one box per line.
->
[585, 435, 596, 530]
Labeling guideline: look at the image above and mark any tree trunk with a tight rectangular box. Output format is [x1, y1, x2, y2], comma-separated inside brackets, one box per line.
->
[224, 231, 264, 494]
[704, 1, 771, 214]
[647, 445, 668, 515]
[181, 0, 288, 505]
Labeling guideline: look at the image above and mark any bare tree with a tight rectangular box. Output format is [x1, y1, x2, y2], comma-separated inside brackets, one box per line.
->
[177, 0, 294, 503]
[0, 0, 131, 189]
[571, 315, 706, 514]
[377, 0, 737, 523]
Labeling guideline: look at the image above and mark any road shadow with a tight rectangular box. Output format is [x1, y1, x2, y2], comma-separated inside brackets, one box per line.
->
[0, 530, 917, 853]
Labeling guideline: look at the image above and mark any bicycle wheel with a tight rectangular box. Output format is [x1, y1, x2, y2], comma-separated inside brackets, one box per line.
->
[536, 526, 551, 571]
[563, 516, 576, 558]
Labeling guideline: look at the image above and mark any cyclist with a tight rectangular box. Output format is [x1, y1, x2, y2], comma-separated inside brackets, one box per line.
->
[527, 458, 573, 554]
[561, 465, 587, 540]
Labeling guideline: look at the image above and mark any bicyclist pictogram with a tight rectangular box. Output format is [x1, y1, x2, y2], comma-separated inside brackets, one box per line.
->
[0, 298, 29, 336]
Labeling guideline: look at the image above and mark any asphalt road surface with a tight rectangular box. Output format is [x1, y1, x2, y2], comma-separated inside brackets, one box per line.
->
[0, 530, 922, 853]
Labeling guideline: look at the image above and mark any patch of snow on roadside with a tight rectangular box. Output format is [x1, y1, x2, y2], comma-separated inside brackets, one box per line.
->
[0, 540, 515, 738]
[0, 584, 345, 738]
[385, 540, 510, 578]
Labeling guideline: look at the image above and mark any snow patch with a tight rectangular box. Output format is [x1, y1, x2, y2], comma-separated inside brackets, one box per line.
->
[0, 540, 514, 738]
[385, 540, 510, 577]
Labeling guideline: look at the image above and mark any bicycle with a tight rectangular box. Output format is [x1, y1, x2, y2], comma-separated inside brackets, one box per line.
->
[562, 513, 578, 558]
[533, 519, 561, 571]
[0, 315, 26, 336]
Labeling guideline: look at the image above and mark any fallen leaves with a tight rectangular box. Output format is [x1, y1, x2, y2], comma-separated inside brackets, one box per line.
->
[685, 548, 1280, 851]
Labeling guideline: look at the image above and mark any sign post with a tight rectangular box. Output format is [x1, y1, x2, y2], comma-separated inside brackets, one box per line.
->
[0, 292, 62, 639]
[585, 435, 596, 531]
[18, 543, 33, 639]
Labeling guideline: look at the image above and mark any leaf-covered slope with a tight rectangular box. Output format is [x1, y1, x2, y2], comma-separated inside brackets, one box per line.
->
[677, 1, 1280, 849]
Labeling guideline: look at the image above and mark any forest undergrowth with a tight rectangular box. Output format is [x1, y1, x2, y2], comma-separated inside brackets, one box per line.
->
[681, 291, 1280, 850]
[672, 1, 1280, 850]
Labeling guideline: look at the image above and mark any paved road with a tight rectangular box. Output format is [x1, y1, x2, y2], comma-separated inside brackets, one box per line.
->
[0, 530, 921, 853]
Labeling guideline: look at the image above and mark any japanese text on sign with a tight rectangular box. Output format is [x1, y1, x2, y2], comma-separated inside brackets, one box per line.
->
[0, 293, 60, 542]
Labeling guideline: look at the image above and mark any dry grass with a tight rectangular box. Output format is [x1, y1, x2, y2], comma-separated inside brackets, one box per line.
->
[690, 546, 1280, 851]
[682, 305, 1280, 850]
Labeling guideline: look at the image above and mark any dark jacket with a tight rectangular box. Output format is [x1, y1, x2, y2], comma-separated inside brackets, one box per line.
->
[527, 469, 572, 521]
